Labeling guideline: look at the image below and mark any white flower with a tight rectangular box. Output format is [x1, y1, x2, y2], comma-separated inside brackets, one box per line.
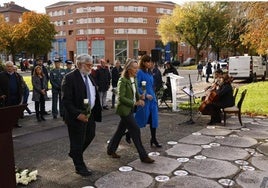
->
[15, 168, 38, 185]
[21, 169, 29, 176]
[141, 81, 146, 86]
[163, 84, 168, 89]
[84, 99, 89, 104]
[29, 170, 38, 177]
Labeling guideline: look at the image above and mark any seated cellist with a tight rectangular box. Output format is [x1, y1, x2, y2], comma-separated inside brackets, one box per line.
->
[204, 73, 235, 125]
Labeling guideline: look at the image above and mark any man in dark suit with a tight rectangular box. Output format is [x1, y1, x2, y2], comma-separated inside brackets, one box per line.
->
[0, 61, 23, 128]
[61, 54, 102, 177]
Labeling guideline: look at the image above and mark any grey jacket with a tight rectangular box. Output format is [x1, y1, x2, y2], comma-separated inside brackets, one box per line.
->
[32, 75, 48, 102]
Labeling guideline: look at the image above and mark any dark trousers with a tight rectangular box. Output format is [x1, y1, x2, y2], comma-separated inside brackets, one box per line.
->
[67, 116, 96, 168]
[35, 95, 45, 117]
[205, 103, 222, 122]
[206, 74, 210, 82]
[107, 113, 148, 160]
[52, 89, 62, 116]
[112, 93, 116, 107]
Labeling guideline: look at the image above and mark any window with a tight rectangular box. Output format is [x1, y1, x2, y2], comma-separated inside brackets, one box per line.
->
[92, 40, 105, 59]
[77, 41, 88, 55]
[133, 40, 139, 59]
[115, 40, 127, 63]
[114, 6, 147, 12]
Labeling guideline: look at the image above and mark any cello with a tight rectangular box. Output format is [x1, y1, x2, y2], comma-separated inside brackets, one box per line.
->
[198, 84, 219, 115]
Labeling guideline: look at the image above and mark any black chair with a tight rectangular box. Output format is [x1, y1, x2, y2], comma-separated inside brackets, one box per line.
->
[223, 89, 247, 126]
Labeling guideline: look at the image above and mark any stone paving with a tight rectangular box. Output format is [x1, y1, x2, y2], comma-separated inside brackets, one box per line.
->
[12, 75, 268, 188]
[94, 116, 268, 188]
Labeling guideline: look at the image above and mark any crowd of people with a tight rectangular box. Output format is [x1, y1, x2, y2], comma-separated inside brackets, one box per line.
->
[0, 55, 234, 177]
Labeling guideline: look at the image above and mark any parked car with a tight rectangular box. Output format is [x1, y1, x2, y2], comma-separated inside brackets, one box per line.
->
[202, 61, 227, 77]
[182, 58, 196, 66]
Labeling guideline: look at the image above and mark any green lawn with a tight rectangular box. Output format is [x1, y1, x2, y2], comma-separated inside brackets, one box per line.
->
[179, 81, 268, 116]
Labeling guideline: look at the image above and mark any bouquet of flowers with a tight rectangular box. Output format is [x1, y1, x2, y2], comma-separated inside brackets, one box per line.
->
[141, 81, 146, 94]
[83, 99, 91, 118]
[15, 168, 38, 185]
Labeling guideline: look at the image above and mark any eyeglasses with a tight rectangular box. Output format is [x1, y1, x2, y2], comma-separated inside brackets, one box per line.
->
[84, 63, 93, 67]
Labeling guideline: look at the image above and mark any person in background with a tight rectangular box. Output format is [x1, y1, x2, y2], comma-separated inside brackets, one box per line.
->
[206, 60, 212, 83]
[0, 61, 23, 128]
[32, 58, 50, 115]
[107, 58, 155, 163]
[162, 61, 179, 101]
[32, 66, 48, 122]
[62, 54, 102, 177]
[197, 61, 203, 81]
[135, 55, 162, 148]
[95, 59, 111, 110]
[65, 60, 73, 74]
[13, 66, 31, 115]
[50, 58, 66, 119]
[152, 62, 163, 93]
[111, 60, 123, 109]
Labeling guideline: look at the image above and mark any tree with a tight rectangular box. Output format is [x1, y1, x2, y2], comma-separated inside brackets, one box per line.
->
[14, 12, 57, 58]
[240, 2, 268, 55]
[0, 16, 22, 62]
[158, 2, 229, 63]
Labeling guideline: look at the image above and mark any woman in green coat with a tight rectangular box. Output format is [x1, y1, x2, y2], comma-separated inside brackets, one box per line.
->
[107, 59, 154, 163]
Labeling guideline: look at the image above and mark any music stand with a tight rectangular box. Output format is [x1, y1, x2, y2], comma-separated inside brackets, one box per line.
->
[181, 75, 195, 124]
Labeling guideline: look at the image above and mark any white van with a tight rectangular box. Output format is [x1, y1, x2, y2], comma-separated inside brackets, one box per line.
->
[228, 56, 266, 82]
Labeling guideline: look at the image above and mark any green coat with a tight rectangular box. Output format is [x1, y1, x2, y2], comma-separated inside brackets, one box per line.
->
[116, 77, 139, 117]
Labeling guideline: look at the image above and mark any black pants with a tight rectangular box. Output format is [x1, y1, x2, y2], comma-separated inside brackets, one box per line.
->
[67, 116, 96, 168]
[35, 95, 45, 117]
[205, 103, 222, 122]
[107, 113, 148, 160]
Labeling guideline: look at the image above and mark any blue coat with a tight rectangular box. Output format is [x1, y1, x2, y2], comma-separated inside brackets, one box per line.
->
[135, 70, 158, 128]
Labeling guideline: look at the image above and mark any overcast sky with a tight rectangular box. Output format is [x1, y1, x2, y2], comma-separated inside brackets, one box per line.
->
[1, 0, 183, 13]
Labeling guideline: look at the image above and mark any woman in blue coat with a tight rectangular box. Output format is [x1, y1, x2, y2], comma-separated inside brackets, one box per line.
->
[135, 55, 161, 147]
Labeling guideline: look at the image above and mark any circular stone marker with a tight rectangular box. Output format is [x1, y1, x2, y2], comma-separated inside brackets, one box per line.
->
[192, 132, 202, 136]
[209, 143, 221, 147]
[148, 152, 160, 157]
[176, 157, 189, 163]
[173, 170, 188, 176]
[167, 141, 178, 145]
[119, 166, 133, 172]
[194, 155, 207, 160]
[240, 165, 255, 171]
[201, 145, 211, 149]
[155, 175, 169, 182]
[235, 160, 249, 166]
[218, 178, 235, 186]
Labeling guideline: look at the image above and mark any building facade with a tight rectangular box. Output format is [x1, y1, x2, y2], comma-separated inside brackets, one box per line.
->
[0, 1, 29, 24]
[46, 1, 175, 64]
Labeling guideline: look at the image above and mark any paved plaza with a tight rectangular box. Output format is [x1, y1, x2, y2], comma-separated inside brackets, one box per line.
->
[13, 100, 268, 188]
[12, 73, 268, 188]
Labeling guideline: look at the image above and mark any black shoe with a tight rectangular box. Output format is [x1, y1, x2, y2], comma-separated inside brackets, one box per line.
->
[14, 124, 22, 128]
[75, 167, 92, 177]
[53, 115, 57, 119]
[40, 116, 46, 121]
[43, 111, 50, 115]
[125, 132, 131, 144]
[107, 150, 121, 158]
[150, 139, 162, 148]
[111, 106, 115, 109]
[141, 157, 155, 163]
[103, 106, 109, 110]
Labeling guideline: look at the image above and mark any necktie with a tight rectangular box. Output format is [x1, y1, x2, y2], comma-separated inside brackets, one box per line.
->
[84, 75, 91, 105]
